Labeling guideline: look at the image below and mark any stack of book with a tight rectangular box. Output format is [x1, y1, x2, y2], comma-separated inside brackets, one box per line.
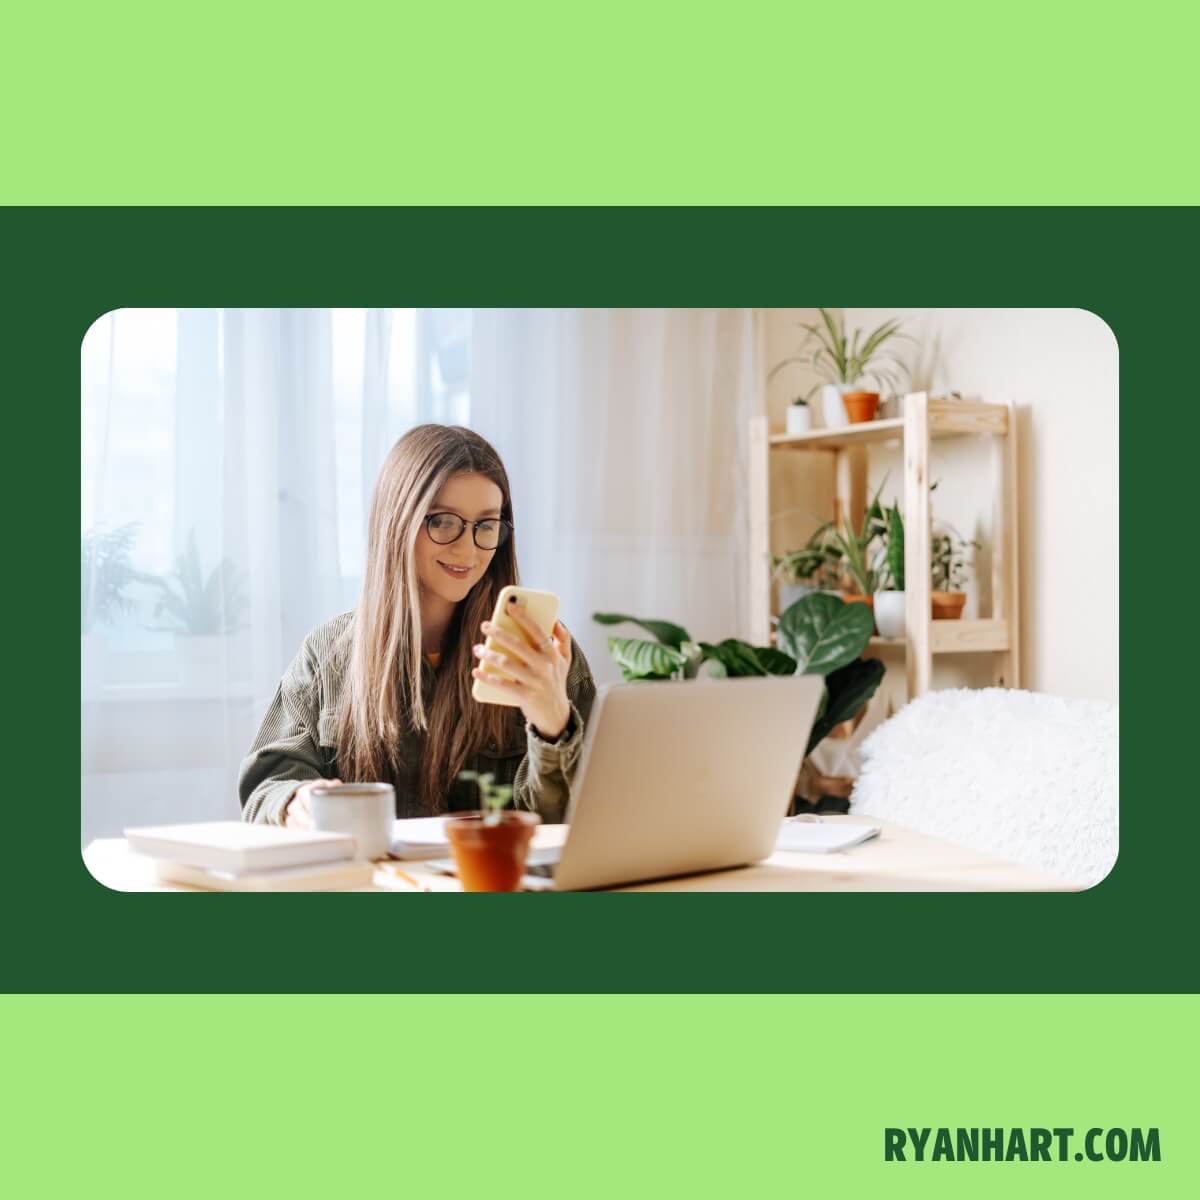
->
[124, 822, 374, 891]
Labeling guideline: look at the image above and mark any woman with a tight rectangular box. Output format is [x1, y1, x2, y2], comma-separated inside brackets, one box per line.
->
[238, 424, 596, 826]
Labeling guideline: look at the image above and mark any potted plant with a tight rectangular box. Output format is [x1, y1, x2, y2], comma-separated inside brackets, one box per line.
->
[593, 593, 884, 785]
[828, 491, 889, 627]
[874, 503, 906, 640]
[768, 308, 911, 426]
[81, 522, 145, 694]
[447, 771, 540, 892]
[770, 521, 840, 614]
[148, 529, 250, 689]
[785, 396, 812, 435]
[930, 526, 979, 619]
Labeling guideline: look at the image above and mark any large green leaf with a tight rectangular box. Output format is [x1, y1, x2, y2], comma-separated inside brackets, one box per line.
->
[778, 592, 874, 675]
[754, 645, 799, 676]
[593, 612, 691, 649]
[606, 636, 686, 680]
[699, 639, 768, 677]
[806, 657, 886, 754]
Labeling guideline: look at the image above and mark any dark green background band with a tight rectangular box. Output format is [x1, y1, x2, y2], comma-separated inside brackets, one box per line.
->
[4, 204, 1166, 993]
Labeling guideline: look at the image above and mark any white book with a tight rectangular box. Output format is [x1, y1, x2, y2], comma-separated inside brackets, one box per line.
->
[774, 821, 882, 854]
[156, 858, 374, 892]
[125, 821, 355, 872]
[390, 816, 454, 860]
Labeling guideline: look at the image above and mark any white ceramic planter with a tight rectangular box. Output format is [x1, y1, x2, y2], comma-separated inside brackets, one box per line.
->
[819, 383, 847, 429]
[786, 404, 812, 435]
[874, 590, 906, 640]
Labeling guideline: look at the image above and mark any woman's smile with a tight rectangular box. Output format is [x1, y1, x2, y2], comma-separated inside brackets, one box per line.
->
[437, 560, 473, 579]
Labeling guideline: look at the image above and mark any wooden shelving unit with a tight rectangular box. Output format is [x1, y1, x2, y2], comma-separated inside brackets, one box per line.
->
[749, 392, 1020, 700]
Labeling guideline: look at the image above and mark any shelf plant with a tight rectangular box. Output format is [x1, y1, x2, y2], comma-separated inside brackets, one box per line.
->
[771, 520, 842, 614]
[930, 525, 980, 620]
[875, 503, 906, 639]
[447, 771, 539, 892]
[768, 308, 911, 424]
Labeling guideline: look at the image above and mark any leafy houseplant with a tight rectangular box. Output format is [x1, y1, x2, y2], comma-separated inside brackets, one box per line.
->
[447, 771, 539, 892]
[828, 484, 890, 627]
[81, 523, 144, 634]
[594, 592, 884, 767]
[149, 530, 248, 636]
[768, 308, 911, 425]
[771, 521, 841, 612]
[930, 526, 980, 620]
[875, 504, 907, 640]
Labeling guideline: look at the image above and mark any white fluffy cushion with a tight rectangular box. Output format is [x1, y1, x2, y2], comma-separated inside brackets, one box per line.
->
[850, 688, 1118, 887]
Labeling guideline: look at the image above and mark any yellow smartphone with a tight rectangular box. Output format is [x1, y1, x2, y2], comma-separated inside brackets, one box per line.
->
[471, 585, 561, 707]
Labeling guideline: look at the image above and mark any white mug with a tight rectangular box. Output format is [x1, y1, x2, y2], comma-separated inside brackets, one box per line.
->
[309, 783, 394, 860]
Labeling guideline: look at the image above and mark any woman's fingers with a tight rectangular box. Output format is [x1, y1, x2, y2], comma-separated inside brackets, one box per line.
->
[472, 666, 524, 690]
[504, 601, 553, 651]
[478, 624, 536, 666]
[554, 621, 573, 664]
[474, 644, 537, 685]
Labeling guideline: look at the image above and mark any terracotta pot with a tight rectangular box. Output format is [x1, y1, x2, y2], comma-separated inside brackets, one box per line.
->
[931, 591, 967, 620]
[841, 391, 880, 423]
[445, 811, 540, 892]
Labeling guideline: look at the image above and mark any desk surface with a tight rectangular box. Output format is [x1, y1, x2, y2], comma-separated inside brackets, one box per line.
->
[83, 816, 1074, 892]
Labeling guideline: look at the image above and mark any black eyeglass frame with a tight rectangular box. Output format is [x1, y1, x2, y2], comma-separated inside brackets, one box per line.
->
[423, 512, 513, 550]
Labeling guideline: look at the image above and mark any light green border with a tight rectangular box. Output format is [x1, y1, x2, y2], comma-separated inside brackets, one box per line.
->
[4, 3, 1199, 204]
[1, 996, 1192, 1194]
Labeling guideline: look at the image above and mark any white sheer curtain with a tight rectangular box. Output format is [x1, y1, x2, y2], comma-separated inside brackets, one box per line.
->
[81, 308, 470, 843]
[470, 309, 758, 686]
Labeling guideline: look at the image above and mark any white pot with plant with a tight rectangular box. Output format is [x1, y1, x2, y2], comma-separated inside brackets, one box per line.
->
[768, 308, 912, 426]
[81, 522, 145, 698]
[874, 503, 906, 640]
[149, 530, 251, 691]
[771, 522, 840, 616]
[930, 525, 980, 620]
[785, 398, 812, 435]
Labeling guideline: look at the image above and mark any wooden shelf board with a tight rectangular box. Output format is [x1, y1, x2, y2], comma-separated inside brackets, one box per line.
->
[769, 419, 904, 450]
[769, 401, 1008, 451]
[865, 619, 1010, 654]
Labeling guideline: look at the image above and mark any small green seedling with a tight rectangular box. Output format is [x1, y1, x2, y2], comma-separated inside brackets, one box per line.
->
[458, 771, 513, 826]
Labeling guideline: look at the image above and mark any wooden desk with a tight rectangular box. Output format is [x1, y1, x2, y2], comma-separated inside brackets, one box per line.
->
[83, 816, 1073, 892]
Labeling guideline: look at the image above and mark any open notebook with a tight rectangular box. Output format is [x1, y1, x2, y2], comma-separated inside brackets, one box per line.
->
[774, 820, 881, 853]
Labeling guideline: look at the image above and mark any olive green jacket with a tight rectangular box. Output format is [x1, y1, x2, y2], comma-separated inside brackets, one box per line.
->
[238, 611, 596, 825]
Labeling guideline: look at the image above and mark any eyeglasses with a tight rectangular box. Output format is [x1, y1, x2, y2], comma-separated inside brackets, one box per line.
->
[424, 512, 512, 550]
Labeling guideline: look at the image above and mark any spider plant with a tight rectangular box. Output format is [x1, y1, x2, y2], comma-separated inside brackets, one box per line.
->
[771, 521, 842, 589]
[768, 308, 911, 401]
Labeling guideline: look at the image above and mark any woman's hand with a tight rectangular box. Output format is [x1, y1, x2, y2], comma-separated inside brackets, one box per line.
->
[283, 778, 343, 828]
[473, 602, 572, 741]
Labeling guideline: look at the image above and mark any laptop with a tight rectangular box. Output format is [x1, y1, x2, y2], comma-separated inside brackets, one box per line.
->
[523, 674, 824, 891]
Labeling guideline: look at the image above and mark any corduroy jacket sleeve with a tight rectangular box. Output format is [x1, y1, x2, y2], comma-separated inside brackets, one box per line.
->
[238, 636, 331, 825]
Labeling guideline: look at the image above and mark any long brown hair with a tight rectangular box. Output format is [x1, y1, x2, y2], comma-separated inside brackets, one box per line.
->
[336, 424, 521, 810]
